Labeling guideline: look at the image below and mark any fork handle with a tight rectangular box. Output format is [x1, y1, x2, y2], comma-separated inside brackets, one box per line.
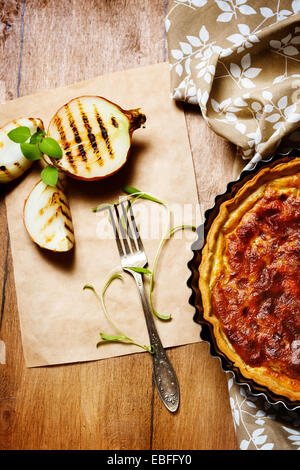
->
[132, 272, 180, 413]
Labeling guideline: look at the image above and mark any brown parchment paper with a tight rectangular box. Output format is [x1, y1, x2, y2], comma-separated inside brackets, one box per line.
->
[0, 62, 201, 367]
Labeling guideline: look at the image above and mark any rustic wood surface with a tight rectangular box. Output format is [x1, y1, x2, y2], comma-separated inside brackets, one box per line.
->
[0, 0, 240, 450]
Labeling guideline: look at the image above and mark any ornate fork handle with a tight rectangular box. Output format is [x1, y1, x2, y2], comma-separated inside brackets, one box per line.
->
[131, 271, 180, 412]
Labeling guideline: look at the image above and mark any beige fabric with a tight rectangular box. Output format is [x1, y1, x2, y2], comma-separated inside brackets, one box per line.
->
[166, 0, 300, 165]
[167, 0, 300, 450]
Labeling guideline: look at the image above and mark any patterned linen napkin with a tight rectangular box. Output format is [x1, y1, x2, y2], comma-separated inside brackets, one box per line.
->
[228, 373, 300, 450]
[166, 0, 300, 168]
[166, 0, 300, 450]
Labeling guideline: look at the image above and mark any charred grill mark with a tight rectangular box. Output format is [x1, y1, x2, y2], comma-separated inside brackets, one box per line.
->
[58, 206, 73, 223]
[40, 207, 73, 235]
[39, 186, 74, 235]
[54, 114, 77, 173]
[78, 101, 104, 167]
[64, 221, 74, 234]
[66, 234, 74, 244]
[65, 104, 88, 163]
[0, 165, 13, 179]
[49, 192, 60, 205]
[54, 116, 69, 150]
[50, 192, 70, 215]
[111, 117, 119, 128]
[78, 143, 87, 161]
[94, 105, 114, 159]
[59, 196, 71, 210]
[66, 107, 82, 144]
[78, 104, 95, 145]
[65, 150, 77, 172]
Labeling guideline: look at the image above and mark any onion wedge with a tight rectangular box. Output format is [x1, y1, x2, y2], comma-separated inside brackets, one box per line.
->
[0, 118, 44, 184]
[23, 180, 75, 252]
[47, 96, 146, 181]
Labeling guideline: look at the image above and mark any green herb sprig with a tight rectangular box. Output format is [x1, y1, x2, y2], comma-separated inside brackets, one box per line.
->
[7, 126, 63, 187]
[92, 186, 196, 322]
[83, 276, 155, 354]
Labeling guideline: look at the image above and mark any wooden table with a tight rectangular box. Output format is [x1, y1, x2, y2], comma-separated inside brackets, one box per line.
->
[0, 1, 239, 450]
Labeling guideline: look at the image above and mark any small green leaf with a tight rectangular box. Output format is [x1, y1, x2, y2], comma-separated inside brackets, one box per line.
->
[7, 126, 31, 143]
[122, 185, 142, 195]
[92, 203, 113, 213]
[39, 136, 63, 159]
[97, 333, 155, 354]
[125, 267, 152, 275]
[83, 284, 97, 293]
[20, 142, 42, 160]
[99, 333, 129, 342]
[30, 129, 46, 144]
[122, 185, 163, 204]
[41, 166, 58, 187]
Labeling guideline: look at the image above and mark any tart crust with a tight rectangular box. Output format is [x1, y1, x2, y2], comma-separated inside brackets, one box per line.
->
[199, 158, 300, 402]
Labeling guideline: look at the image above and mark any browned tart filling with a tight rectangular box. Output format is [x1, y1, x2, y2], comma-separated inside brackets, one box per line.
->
[199, 158, 300, 401]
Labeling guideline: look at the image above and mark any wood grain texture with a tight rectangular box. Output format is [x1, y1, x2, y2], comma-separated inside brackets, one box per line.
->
[0, 0, 238, 450]
[152, 344, 236, 450]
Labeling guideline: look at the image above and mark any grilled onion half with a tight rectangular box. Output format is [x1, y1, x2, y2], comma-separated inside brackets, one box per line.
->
[47, 96, 146, 181]
[0, 118, 44, 184]
[24, 180, 75, 252]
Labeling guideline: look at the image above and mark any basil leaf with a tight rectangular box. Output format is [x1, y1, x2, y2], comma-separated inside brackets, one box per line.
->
[20, 142, 42, 160]
[30, 129, 46, 144]
[8, 126, 31, 143]
[41, 166, 58, 187]
[39, 137, 63, 159]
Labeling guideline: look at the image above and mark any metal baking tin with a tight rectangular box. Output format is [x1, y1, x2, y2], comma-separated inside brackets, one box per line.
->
[187, 148, 300, 411]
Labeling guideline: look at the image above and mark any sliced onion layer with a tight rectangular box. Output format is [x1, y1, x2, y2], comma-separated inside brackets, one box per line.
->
[47, 96, 146, 181]
[0, 117, 44, 184]
[24, 180, 75, 252]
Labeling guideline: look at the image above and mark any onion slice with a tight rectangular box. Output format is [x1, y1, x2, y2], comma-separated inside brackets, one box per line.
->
[0, 118, 44, 184]
[23, 180, 75, 252]
[47, 96, 146, 181]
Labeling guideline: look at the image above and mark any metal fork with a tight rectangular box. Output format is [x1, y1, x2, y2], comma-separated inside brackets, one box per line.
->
[102, 200, 180, 412]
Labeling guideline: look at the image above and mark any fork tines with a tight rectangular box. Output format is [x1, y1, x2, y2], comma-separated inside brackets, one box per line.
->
[107, 200, 144, 256]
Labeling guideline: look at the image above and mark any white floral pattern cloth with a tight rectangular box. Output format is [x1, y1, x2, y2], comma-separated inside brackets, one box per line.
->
[166, 0, 300, 450]
[166, 0, 300, 166]
[228, 373, 300, 450]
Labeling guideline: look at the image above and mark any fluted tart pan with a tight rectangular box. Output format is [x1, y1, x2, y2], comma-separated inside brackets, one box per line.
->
[188, 149, 300, 411]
